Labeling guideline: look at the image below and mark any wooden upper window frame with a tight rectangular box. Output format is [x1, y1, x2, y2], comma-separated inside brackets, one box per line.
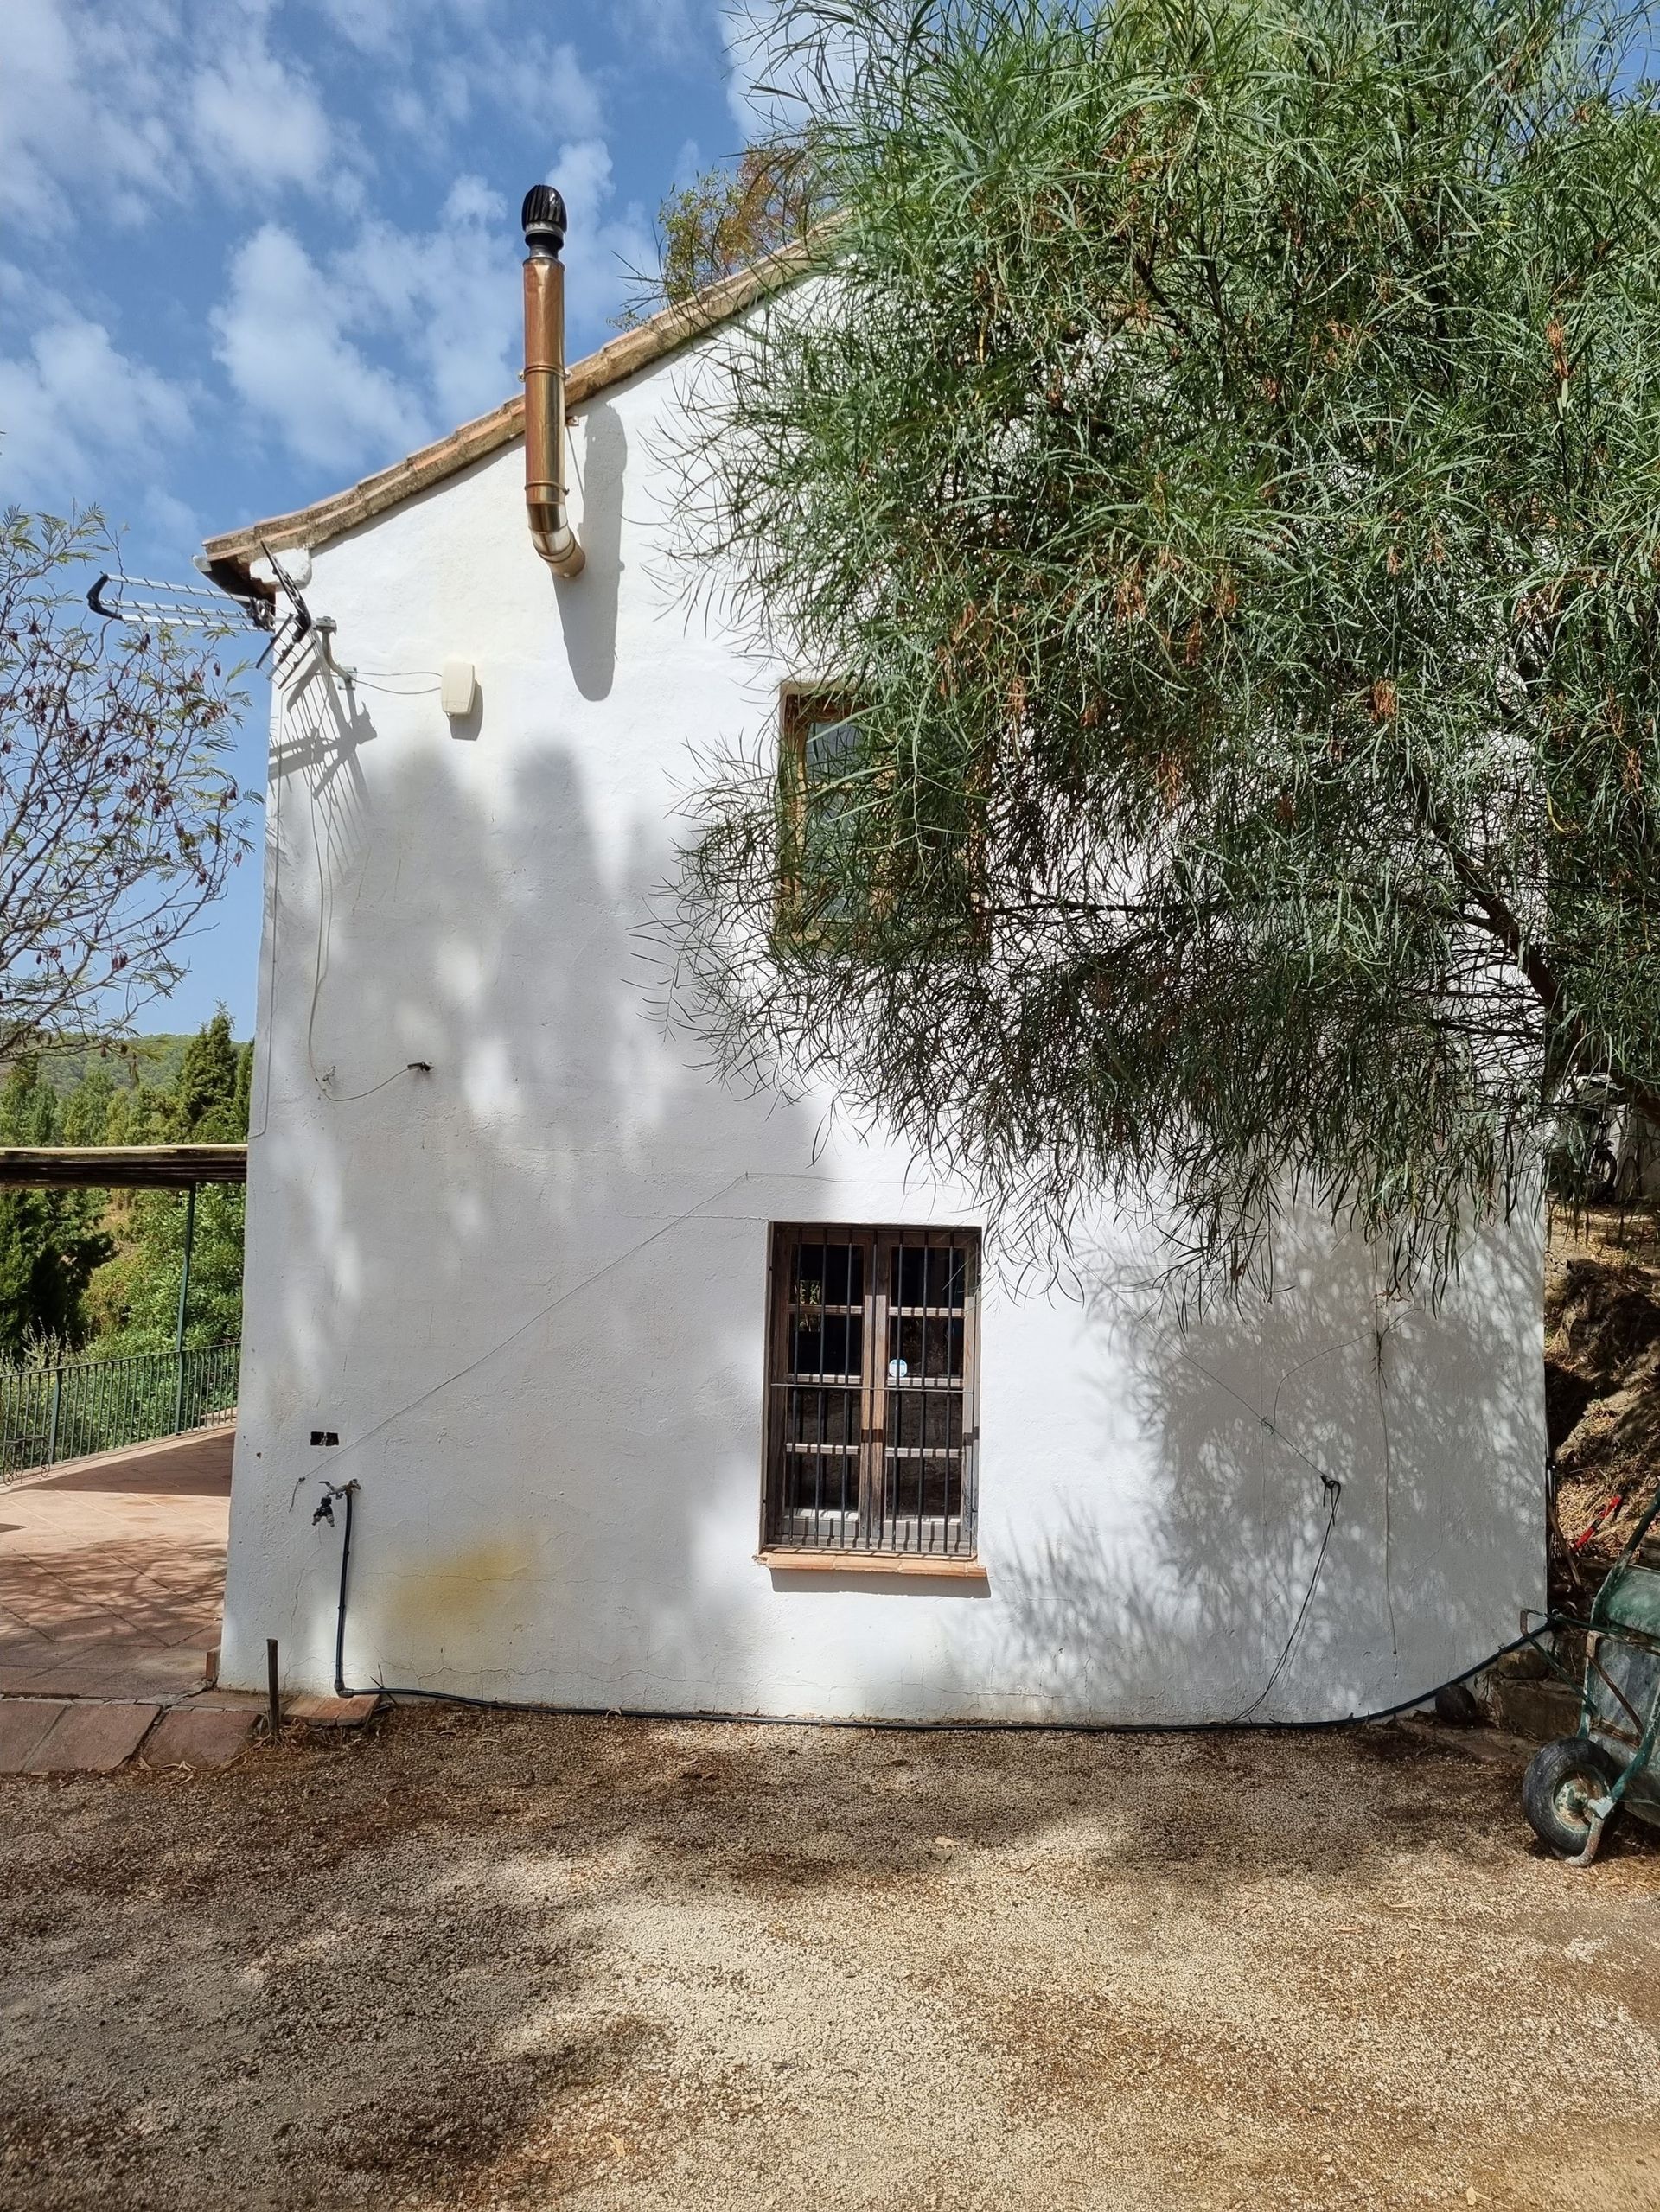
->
[776, 685, 989, 950]
[760, 1223, 981, 1571]
[776, 685, 863, 936]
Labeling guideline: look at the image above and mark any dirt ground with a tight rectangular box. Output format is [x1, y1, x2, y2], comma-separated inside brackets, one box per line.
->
[2, 1707, 1658, 2212]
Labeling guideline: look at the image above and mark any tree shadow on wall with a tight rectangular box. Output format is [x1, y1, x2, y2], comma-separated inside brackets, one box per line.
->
[241, 642, 1543, 1730]
[237, 664, 827, 1705]
[988, 1216, 1543, 1721]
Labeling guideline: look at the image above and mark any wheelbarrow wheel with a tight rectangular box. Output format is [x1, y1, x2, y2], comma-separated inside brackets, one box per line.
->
[1523, 1736, 1620, 1858]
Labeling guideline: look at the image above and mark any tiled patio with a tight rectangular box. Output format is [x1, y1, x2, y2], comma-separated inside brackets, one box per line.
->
[0, 1426, 233, 1701]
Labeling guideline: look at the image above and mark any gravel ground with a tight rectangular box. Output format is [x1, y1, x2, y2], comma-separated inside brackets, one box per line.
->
[2, 1705, 1657, 2211]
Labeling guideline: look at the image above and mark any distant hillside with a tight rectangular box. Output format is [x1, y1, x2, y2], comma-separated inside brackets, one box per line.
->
[10, 1036, 246, 1100]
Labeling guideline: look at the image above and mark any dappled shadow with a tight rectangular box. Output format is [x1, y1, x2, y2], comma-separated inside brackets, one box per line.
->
[220, 396, 1542, 1730]
[1, 1706, 1656, 2211]
[988, 1219, 1545, 1721]
[225, 653, 1545, 1723]
[35, 1428, 233, 1495]
[1, 1427, 228, 1693]
[227, 619, 786, 1708]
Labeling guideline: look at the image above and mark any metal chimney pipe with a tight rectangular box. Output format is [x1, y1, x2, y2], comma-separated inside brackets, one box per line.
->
[520, 186, 584, 578]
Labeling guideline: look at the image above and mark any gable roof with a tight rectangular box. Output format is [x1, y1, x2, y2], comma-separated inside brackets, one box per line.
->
[201, 244, 808, 590]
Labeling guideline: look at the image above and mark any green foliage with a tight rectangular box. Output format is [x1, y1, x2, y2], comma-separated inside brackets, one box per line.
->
[93, 1182, 246, 1355]
[0, 1012, 248, 1355]
[622, 145, 824, 326]
[667, 0, 1660, 1297]
[0, 1060, 112, 1356]
[87, 1009, 250, 1354]
[34, 1034, 208, 1102]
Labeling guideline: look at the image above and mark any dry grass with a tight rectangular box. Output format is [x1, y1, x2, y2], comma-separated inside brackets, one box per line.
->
[3, 1704, 1659, 2209]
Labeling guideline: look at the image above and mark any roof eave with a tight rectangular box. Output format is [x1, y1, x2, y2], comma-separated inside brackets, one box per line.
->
[201, 244, 813, 587]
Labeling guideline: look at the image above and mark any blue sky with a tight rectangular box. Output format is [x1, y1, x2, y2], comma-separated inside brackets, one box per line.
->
[0, 0, 774, 1040]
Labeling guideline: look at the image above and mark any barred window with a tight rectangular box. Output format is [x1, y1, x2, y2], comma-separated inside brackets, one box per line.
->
[763, 1225, 980, 1561]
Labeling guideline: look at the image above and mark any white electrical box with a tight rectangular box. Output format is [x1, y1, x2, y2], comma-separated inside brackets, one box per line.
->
[441, 659, 476, 717]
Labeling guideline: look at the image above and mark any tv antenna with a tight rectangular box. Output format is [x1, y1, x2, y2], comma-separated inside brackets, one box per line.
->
[88, 545, 314, 679]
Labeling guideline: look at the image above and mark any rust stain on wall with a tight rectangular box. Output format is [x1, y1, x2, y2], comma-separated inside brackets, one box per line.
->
[378, 1539, 544, 1648]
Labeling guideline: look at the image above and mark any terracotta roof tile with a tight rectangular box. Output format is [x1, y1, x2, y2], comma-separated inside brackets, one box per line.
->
[201, 244, 811, 583]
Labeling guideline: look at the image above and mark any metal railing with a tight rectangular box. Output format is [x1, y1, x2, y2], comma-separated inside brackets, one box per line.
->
[0, 1342, 239, 1482]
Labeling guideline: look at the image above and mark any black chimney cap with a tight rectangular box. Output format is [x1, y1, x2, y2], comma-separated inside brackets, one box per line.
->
[521, 185, 567, 257]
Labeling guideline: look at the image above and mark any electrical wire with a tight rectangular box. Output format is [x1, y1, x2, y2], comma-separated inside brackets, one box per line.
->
[316, 1065, 418, 1104]
[297, 717, 427, 1106]
[303, 1212, 1451, 1731]
[1229, 1473, 1344, 1724]
[303, 1171, 752, 1476]
[316, 1476, 1555, 1736]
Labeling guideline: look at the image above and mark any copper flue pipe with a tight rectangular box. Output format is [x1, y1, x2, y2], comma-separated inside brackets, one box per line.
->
[522, 227, 584, 578]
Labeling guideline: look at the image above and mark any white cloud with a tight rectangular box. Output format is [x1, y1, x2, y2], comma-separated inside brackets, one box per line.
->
[305, 1, 605, 146]
[208, 132, 658, 482]
[546, 140, 656, 339]
[307, 0, 405, 49]
[188, 43, 343, 203]
[723, 1, 848, 137]
[212, 170, 564, 478]
[618, 0, 703, 65]
[0, 296, 194, 506]
[0, 0, 400, 244]
[212, 225, 417, 474]
[2, 3, 701, 506]
[0, 0, 184, 235]
[0, 2, 366, 238]
[334, 176, 520, 430]
[142, 487, 201, 551]
[723, 0, 784, 135]
[485, 38, 605, 141]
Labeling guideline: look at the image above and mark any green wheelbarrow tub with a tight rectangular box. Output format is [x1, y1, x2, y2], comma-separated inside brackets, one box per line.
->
[1523, 1495, 1660, 1858]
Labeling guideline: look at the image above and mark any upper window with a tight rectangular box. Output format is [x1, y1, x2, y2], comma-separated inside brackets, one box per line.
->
[763, 1224, 980, 1562]
[777, 687, 862, 935]
[777, 685, 986, 948]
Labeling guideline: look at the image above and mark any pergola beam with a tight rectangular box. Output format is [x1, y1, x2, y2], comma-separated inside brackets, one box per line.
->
[0, 1144, 248, 1189]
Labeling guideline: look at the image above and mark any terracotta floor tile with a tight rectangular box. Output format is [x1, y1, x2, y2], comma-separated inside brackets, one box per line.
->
[0, 1430, 228, 1702]
[141, 1705, 256, 1769]
[25, 1655, 206, 1699]
[0, 1700, 68, 1773]
[24, 1701, 159, 1772]
[0, 1622, 54, 1651]
[286, 1692, 381, 1726]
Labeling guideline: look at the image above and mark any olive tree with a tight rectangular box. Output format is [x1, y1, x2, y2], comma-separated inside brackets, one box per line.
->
[666, 0, 1660, 1297]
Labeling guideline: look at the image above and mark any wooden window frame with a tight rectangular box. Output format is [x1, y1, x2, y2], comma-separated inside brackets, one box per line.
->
[760, 1222, 981, 1568]
[776, 685, 861, 938]
[776, 684, 989, 953]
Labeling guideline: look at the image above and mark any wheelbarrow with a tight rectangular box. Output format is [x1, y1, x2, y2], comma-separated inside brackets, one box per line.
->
[1523, 1483, 1660, 1865]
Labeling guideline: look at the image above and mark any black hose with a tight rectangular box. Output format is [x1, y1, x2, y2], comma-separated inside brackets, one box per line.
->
[323, 1481, 1555, 1738]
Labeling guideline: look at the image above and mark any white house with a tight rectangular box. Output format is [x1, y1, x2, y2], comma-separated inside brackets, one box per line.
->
[200, 202, 1545, 1725]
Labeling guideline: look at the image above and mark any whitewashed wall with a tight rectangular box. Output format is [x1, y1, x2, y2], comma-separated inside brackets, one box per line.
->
[220, 340, 1546, 1722]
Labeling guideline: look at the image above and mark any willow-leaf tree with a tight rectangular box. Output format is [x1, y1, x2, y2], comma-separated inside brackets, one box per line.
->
[664, 0, 1660, 1297]
[0, 508, 246, 1059]
[622, 144, 824, 324]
